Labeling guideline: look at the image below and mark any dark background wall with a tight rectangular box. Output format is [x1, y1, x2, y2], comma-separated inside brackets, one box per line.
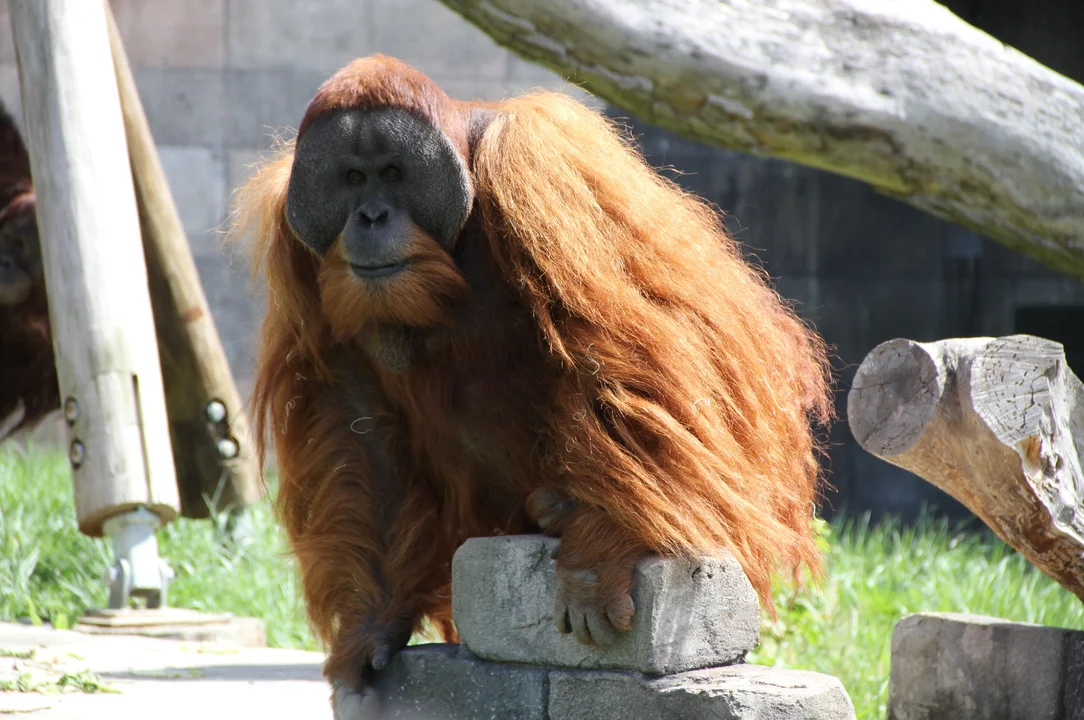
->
[605, 0, 1084, 522]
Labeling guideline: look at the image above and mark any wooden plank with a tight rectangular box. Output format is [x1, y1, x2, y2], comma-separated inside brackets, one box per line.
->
[104, 2, 262, 519]
[848, 334, 1084, 601]
[9, 0, 179, 536]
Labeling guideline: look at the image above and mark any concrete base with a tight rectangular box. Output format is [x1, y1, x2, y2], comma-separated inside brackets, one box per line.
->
[888, 612, 1084, 720]
[335, 644, 856, 720]
[73, 607, 267, 647]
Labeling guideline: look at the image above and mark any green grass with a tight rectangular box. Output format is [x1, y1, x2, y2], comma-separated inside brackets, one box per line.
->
[748, 516, 1084, 718]
[0, 445, 313, 651]
[2, 446, 1082, 718]
[0, 668, 119, 694]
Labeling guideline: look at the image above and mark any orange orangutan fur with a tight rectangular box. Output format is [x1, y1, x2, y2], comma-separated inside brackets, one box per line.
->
[231, 55, 833, 687]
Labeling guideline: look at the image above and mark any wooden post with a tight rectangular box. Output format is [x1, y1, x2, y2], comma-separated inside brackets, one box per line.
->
[848, 334, 1084, 602]
[9, 0, 179, 588]
[104, 2, 262, 520]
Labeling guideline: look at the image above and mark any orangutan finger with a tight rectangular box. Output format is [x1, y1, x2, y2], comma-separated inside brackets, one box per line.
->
[570, 609, 593, 645]
[586, 608, 618, 647]
[605, 593, 637, 633]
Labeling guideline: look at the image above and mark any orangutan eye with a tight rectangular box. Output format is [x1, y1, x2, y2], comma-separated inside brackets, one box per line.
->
[382, 165, 402, 182]
[346, 169, 365, 185]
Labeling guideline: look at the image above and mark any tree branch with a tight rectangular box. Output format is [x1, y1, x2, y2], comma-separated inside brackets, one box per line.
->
[848, 335, 1084, 601]
[438, 0, 1084, 279]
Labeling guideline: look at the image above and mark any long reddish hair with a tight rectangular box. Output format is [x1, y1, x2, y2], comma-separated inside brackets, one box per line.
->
[474, 91, 834, 598]
[231, 56, 834, 669]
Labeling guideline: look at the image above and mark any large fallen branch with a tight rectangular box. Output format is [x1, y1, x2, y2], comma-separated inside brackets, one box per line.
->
[848, 335, 1084, 601]
[437, 0, 1084, 279]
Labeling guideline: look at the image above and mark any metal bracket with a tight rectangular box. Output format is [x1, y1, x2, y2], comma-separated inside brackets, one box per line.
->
[102, 506, 175, 609]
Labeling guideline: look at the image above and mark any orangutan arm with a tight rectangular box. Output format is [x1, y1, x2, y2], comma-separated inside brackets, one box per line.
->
[267, 352, 454, 690]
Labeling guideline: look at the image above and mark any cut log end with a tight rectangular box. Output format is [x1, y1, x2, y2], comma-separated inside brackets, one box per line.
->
[847, 338, 944, 458]
[848, 334, 1084, 603]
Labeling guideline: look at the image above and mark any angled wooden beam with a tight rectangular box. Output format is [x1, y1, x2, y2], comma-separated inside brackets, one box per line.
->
[105, 1, 262, 519]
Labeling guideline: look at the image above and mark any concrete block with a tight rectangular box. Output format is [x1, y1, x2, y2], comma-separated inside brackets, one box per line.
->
[505, 58, 603, 108]
[507, 55, 566, 86]
[888, 612, 1084, 720]
[415, 76, 599, 112]
[227, 0, 373, 73]
[1012, 276, 1084, 310]
[194, 253, 261, 382]
[336, 644, 547, 720]
[132, 69, 226, 147]
[1066, 632, 1084, 720]
[506, 76, 597, 107]
[437, 79, 515, 105]
[227, 146, 283, 196]
[157, 145, 227, 254]
[225, 68, 329, 148]
[0, 2, 13, 63]
[548, 665, 856, 720]
[369, 0, 508, 84]
[452, 535, 760, 676]
[0, 62, 22, 133]
[110, 0, 226, 68]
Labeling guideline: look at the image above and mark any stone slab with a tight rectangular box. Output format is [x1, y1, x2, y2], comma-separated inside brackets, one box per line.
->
[452, 534, 761, 676]
[226, 0, 374, 72]
[111, 0, 226, 68]
[335, 646, 855, 720]
[369, 0, 508, 84]
[0, 2, 13, 64]
[193, 252, 262, 379]
[0, 62, 22, 132]
[132, 68, 227, 147]
[224, 68, 330, 148]
[72, 608, 267, 648]
[0, 621, 331, 719]
[888, 612, 1084, 720]
[157, 144, 227, 248]
[335, 644, 547, 720]
[1067, 632, 1084, 720]
[548, 664, 856, 720]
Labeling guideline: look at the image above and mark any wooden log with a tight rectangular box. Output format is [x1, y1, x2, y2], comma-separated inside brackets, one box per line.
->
[848, 334, 1084, 601]
[104, 2, 262, 519]
[9, 0, 179, 536]
[437, 0, 1084, 280]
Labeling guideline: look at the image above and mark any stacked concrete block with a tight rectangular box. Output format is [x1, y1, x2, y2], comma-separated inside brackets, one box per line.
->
[452, 534, 762, 674]
[338, 535, 856, 720]
[888, 612, 1084, 720]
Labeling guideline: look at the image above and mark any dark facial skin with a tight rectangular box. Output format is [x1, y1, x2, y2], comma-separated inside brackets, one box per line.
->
[285, 107, 473, 279]
[0, 203, 40, 307]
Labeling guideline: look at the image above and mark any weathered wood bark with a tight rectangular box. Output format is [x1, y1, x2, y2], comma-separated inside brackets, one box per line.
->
[437, 0, 1084, 280]
[104, 3, 262, 519]
[848, 335, 1084, 601]
[9, 0, 179, 536]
